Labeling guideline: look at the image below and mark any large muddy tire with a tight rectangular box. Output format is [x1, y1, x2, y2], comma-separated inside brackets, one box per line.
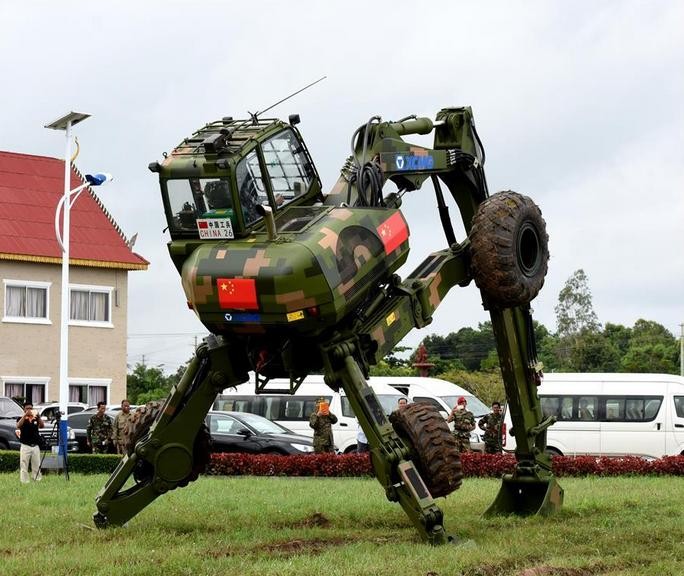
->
[470, 191, 549, 307]
[389, 403, 462, 498]
[124, 401, 212, 486]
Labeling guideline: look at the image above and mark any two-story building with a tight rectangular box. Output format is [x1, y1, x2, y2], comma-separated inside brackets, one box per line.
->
[0, 151, 148, 405]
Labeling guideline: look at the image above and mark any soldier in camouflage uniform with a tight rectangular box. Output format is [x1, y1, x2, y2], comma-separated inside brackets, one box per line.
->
[478, 401, 504, 454]
[87, 401, 113, 454]
[308, 399, 338, 453]
[111, 399, 133, 455]
[447, 396, 476, 453]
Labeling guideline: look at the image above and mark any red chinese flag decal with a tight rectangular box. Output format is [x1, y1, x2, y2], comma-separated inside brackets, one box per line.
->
[376, 212, 409, 253]
[216, 278, 258, 310]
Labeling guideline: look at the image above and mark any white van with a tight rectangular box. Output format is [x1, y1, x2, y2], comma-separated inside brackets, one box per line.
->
[214, 376, 407, 453]
[503, 373, 684, 458]
[373, 376, 490, 451]
[371, 376, 490, 417]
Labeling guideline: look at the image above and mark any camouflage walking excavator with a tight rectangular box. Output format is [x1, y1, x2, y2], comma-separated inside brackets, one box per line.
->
[94, 105, 563, 544]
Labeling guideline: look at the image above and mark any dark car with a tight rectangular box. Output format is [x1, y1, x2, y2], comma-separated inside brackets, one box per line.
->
[206, 411, 314, 455]
[66, 407, 119, 453]
[0, 396, 78, 452]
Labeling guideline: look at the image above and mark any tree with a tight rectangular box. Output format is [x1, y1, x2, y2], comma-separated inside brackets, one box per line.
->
[555, 269, 600, 337]
[569, 332, 620, 372]
[603, 323, 632, 357]
[619, 320, 678, 374]
[437, 367, 504, 406]
[553, 269, 601, 369]
[422, 324, 496, 372]
[127, 362, 173, 404]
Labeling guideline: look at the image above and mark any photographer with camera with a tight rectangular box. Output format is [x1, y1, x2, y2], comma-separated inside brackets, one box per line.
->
[87, 401, 113, 454]
[16, 401, 44, 483]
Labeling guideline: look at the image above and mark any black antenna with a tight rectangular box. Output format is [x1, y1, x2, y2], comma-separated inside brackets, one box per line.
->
[250, 76, 327, 122]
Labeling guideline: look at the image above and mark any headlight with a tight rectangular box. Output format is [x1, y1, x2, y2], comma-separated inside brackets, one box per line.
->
[68, 428, 76, 440]
[290, 443, 314, 453]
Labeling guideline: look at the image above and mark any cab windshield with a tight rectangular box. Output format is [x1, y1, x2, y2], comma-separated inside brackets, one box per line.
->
[166, 178, 236, 237]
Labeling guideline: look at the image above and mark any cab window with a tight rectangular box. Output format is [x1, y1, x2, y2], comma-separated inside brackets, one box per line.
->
[261, 129, 312, 204]
[166, 178, 235, 234]
[235, 150, 267, 226]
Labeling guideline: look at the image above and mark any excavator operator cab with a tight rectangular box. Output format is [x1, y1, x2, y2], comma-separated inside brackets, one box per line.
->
[155, 120, 321, 241]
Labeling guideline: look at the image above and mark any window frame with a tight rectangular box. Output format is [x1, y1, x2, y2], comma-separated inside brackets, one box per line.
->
[2, 279, 51, 325]
[68, 378, 111, 405]
[1, 376, 49, 404]
[69, 283, 114, 328]
[539, 394, 663, 423]
[260, 128, 313, 204]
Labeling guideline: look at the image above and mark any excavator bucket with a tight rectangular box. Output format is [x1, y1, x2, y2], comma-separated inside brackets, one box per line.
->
[484, 474, 563, 517]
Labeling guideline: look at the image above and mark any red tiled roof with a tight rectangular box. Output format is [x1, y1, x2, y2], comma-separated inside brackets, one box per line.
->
[0, 151, 148, 270]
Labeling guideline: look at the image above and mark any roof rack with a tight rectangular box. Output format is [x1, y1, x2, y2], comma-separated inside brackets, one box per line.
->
[170, 117, 282, 158]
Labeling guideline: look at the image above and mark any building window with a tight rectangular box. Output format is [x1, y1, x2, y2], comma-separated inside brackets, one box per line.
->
[69, 284, 113, 326]
[69, 381, 110, 405]
[3, 280, 50, 324]
[2, 379, 47, 404]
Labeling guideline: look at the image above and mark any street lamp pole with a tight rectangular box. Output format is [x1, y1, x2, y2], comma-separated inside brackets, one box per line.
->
[45, 112, 112, 458]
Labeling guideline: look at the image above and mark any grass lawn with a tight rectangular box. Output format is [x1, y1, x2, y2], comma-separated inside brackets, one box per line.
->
[0, 473, 682, 576]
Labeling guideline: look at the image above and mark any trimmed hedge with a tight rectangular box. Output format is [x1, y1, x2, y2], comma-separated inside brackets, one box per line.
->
[0, 450, 120, 474]
[2, 450, 682, 477]
[206, 452, 684, 478]
[207, 452, 372, 477]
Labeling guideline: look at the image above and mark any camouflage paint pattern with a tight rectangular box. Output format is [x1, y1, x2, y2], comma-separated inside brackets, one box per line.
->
[180, 207, 410, 336]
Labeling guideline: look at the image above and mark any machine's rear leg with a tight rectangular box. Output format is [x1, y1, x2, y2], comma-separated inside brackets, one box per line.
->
[94, 335, 249, 528]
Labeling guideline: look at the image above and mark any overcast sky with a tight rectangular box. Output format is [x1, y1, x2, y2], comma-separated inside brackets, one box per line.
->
[1, 1, 682, 373]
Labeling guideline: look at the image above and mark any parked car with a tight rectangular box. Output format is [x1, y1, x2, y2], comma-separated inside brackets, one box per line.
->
[206, 411, 314, 455]
[34, 402, 89, 423]
[66, 407, 119, 453]
[0, 396, 78, 452]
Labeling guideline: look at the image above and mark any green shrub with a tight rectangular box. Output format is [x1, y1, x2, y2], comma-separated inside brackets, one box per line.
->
[0, 450, 120, 474]
[0, 450, 19, 472]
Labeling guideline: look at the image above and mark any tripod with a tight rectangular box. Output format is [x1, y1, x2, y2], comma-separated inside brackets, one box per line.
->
[38, 411, 70, 480]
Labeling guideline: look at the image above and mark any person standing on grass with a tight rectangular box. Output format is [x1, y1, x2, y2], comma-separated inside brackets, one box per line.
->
[87, 401, 113, 454]
[447, 396, 475, 453]
[478, 401, 504, 454]
[112, 399, 133, 455]
[16, 401, 44, 483]
[309, 399, 337, 453]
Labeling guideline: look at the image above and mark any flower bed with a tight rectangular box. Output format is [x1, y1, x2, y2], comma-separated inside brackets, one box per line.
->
[206, 451, 684, 478]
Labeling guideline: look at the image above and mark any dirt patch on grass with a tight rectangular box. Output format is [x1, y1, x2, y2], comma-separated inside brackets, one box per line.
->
[514, 566, 600, 576]
[264, 537, 349, 556]
[460, 563, 607, 576]
[207, 534, 397, 559]
[297, 512, 331, 528]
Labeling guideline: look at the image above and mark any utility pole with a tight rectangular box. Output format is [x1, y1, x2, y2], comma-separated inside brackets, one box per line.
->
[680, 323, 683, 377]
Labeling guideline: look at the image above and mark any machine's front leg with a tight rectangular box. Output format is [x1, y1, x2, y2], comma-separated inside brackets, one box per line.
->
[94, 335, 249, 528]
[323, 342, 460, 545]
[485, 305, 563, 516]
